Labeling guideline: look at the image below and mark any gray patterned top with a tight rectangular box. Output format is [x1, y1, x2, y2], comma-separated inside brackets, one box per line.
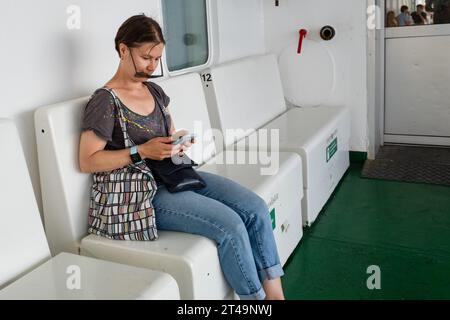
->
[82, 82, 171, 150]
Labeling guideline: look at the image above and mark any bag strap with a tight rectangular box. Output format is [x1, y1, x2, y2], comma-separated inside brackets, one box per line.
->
[146, 82, 170, 137]
[99, 87, 134, 148]
[159, 101, 170, 137]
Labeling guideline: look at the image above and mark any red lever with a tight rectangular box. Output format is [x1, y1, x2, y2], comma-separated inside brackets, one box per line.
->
[297, 29, 307, 54]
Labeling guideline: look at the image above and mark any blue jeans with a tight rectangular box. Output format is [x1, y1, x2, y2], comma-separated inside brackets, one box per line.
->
[153, 171, 284, 300]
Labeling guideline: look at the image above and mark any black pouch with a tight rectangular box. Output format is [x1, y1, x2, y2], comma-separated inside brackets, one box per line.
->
[146, 156, 206, 193]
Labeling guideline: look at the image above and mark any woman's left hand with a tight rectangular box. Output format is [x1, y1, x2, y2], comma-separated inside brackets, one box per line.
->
[178, 139, 196, 156]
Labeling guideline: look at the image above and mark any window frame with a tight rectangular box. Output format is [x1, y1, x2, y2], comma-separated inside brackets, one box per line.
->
[160, 0, 214, 76]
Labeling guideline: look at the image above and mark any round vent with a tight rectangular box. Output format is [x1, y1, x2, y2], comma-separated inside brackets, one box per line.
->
[279, 39, 335, 107]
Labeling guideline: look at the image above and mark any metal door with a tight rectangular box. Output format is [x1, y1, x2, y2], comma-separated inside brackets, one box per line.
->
[384, 0, 450, 146]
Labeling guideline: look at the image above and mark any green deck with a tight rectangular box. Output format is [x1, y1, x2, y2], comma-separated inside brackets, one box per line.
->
[282, 163, 450, 299]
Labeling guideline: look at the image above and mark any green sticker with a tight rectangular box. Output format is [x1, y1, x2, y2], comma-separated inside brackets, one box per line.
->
[270, 208, 276, 230]
[326, 137, 338, 162]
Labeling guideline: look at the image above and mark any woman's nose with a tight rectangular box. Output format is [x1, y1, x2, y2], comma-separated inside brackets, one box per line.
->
[148, 60, 158, 71]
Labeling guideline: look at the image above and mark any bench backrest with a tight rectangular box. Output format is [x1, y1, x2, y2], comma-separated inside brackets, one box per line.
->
[204, 54, 287, 146]
[0, 119, 51, 287]
[156, 73, 216, 164]
[35, 97, 91, 255]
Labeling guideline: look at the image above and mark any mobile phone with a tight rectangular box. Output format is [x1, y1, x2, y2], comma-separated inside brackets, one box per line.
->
[172, 133, 197, 145]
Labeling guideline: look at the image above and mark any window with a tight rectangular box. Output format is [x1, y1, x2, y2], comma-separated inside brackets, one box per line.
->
[162, 0, 210, 72]
[386, 0, 450, 27]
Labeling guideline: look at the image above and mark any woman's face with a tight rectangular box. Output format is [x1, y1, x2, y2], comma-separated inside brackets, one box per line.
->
[120, 42, 165, 80]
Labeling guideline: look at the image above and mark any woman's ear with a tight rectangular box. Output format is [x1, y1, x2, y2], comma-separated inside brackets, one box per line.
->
[119, 43, 127, 60]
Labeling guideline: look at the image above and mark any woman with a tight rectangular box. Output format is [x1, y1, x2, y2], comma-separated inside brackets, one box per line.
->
[386, 10, 398, 27]
[78, 14, 285, 300]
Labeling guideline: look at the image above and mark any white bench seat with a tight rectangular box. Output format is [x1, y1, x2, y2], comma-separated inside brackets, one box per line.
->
[203, 54, 351, 226]
[243, 106, 350, 225]
[0, 252, 178, 300]
[80, 231, 230, 299]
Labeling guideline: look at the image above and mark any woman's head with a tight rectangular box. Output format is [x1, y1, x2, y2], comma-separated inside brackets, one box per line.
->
[115, 14, 165, 56]
[386, 11, 397, 27]
[115, 14, 165, 79]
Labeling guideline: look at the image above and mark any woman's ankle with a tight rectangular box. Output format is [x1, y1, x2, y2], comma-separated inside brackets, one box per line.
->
[262, 277, 285, 300]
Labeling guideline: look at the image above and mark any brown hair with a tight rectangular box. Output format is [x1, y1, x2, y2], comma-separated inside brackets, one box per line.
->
[114, 14, 165, 57]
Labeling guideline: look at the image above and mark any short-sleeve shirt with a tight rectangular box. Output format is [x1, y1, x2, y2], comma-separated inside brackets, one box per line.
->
[81, 82, 171, 150]
[397, 12, 413, 26]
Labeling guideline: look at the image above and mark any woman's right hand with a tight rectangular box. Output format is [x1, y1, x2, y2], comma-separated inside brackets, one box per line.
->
[138, 136, 182, 161]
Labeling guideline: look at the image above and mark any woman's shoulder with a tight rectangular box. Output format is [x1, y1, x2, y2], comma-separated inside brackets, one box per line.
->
[89, 86, 114, 99]
[145, 81, 166, 97]
[81, 87, 118, 139]
[145, 80, 162, 90]
[87, 87, 115, 105]
[144, 81, 170, 106]
[84, 87, 116, 115]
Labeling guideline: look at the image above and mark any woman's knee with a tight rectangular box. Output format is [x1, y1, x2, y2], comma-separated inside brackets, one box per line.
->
[220, 217, 249, 244]
[248, 194, 270, 221]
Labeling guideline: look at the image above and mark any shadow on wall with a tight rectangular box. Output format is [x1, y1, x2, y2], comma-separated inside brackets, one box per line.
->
[13, 32, 87, 223]
[14, 110, 43, 221]
[55, 32, 85, 96]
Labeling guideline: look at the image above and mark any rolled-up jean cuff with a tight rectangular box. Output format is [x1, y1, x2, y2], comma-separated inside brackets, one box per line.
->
[258, 264, 284, 283]
[238, 287, 266, 300]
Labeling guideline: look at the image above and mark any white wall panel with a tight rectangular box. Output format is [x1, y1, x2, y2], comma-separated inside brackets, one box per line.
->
[216, 0, 265, 63]
[262, 0, 369, 152]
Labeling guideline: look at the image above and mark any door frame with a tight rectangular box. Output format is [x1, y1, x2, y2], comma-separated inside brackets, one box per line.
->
[367, 0, 386, 159]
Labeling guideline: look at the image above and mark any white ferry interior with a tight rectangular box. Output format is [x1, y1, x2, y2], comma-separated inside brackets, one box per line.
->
[1, 0, 449, 300]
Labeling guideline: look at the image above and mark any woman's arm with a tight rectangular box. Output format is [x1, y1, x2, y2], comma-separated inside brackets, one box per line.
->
[79, 130, 132, 173]
[79, 130, 179, 173]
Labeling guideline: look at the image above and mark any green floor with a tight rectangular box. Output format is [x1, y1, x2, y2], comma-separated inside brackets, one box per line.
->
[282, 162, 450, 299]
